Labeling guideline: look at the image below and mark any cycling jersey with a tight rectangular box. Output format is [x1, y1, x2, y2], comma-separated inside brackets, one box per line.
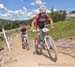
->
[21, 28, 26, 34]
[34, 13, 51, 29]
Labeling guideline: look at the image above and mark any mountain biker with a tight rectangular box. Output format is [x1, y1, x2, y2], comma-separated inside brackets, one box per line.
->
[31, 5, 55, 48]
[21, 24, 27, 35]
[21, 24, 27, 48]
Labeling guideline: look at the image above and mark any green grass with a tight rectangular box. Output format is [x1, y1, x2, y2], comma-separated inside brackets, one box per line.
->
[49, 20, 75, 40]
[0, 19, 75, 48]
[29, 19, 75, 40]
[0, 35, 5, 49]
[0, 29, 20, 49]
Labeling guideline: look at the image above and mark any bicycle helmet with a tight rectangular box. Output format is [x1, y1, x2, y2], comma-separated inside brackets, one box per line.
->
[39, 5, 46, 13]
[22, 24, 26, 28]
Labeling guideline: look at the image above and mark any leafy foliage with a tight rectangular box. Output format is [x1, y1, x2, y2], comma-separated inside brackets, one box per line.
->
[0, 11, 66, 31]
[50, 9, 66, 22]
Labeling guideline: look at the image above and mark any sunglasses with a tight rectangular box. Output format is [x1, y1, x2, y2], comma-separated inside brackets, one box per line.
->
[41, 12, 46, 14]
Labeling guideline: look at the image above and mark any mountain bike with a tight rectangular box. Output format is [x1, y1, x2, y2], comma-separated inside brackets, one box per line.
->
[22, 33, 29, 50]
[33, 28, 57, 60]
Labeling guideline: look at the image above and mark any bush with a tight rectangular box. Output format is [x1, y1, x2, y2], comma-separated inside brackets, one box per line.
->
[50, 9, 66, 22]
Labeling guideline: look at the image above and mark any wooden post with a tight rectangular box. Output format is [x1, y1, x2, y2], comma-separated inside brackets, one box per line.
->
[2, 28, 10, 51]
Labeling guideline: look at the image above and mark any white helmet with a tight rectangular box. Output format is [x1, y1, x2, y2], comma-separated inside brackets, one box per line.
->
[39, 5, 46, 13]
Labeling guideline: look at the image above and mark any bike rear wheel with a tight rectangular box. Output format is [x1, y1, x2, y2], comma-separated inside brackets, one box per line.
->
[45, 36, 57, 61]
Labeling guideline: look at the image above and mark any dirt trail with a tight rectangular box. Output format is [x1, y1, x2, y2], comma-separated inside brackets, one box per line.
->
[0, 33, 75, 67]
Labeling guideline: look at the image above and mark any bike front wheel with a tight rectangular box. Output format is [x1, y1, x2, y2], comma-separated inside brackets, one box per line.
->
[34, 38, 42, 55]
[45, 36, 57, 61]
[22, 37, 29, 50]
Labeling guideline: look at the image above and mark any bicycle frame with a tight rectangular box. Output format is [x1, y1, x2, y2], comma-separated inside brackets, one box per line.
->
[34, 28, 57, 60]
[23, 35, 27, 41]
[40, 28, 49, 46]
[40, 30, 45, 45]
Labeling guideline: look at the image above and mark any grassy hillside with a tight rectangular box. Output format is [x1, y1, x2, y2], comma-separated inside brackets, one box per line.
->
[0, 19, 75, 49]
[29, 19, 75, 40]
[49, 19, 75, 40]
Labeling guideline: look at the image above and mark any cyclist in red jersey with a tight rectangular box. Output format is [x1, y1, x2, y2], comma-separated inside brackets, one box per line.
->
[31, 6, 55, 48]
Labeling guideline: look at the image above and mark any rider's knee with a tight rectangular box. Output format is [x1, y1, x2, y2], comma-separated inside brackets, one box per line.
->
[37, 32, 40, 36]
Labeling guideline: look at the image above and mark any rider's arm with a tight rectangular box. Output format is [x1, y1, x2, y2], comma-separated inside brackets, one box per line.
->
[31, 15, 38, 28]
[46, 14, 55, 28]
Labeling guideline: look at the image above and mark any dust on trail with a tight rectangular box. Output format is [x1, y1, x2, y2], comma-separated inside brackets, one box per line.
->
[0, 33, 75, 67]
